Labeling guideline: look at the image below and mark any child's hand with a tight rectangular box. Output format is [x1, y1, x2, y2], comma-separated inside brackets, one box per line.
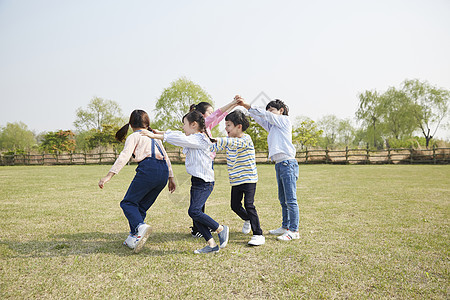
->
[140, 129, 156, 139]
[98, 177, 109, 189]
[152, 129, 165, 134]
[168, 177, 176, 193]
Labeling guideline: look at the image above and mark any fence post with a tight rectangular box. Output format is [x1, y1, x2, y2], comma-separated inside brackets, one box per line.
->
[84, 151, 87, 165]
[432, 145, 436, 164]
[387, 147, 391, 164]
[305, 147, 308, 163]
[345, 146, 348, 164]
[99, 152, 102, 164]
[366, 145, 370, 164]
[325, 147, 329, 164]
[70, 151, 73, 164]
[409, 147, 413, 164]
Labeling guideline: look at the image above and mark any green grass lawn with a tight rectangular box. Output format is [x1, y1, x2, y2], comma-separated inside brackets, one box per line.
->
[0, 164, 448, 299]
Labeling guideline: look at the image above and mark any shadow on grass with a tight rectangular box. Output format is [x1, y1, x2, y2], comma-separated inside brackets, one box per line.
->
[0, 231, 193, 258]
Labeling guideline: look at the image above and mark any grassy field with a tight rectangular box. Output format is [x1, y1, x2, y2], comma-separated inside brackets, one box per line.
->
[0, 164, 448, 299]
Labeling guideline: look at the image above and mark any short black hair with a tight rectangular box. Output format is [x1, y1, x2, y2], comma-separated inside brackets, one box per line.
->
[266, 99, 289, 115]
[225, 110, 249, 131]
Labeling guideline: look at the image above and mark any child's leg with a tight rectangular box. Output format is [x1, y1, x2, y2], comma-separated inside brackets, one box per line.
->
[230, 185, 250, 220]
[188, 178, 219, 241]
[275, 163, 290, 229]
[242, 183, 263, 236]
[277, 160, 299, 232]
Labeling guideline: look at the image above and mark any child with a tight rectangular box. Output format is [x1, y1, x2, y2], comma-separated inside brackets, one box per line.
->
[189, 100, 238, 238]
[98, 110, 176, 253]
[237, 97, 300, 241]
[210, 110, 265, 246]
[141, 110, 229, 254]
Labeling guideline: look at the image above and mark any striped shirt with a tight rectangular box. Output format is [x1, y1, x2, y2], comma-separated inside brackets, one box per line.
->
[210, 134, 258, 186]
[248, 106, 296, 163]
[164, 130, 214, 182]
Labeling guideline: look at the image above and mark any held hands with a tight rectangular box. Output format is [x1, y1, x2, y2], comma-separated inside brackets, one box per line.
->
[234, 95, 250, 109]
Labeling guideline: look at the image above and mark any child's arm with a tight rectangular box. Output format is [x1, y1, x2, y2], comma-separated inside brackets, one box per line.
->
[156, 139, 176, 193]
[205, 98, 239, 129]
[211, 137, 250, 152]
[237, 97, 287, 129]
[98, 172, 114, 189]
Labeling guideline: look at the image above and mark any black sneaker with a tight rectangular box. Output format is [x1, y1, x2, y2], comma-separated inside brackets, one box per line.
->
[190, 226, 203, 238]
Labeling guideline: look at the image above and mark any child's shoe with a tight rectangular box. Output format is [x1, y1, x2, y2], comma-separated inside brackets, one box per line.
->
[248, 235, 265, 246]
[123, 234, 137, 249]
[134, 223, 151, 253]
[277, 230, 299, 241]
[190, 226, 203, 238]
[269, 227, 288, 235]
[242, 220, 251, 234]
[218, 225, 230, 249]
[194, 245, 220, 254]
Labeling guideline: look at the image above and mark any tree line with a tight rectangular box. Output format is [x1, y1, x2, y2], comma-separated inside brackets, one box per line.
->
[0, 77, 448, 155]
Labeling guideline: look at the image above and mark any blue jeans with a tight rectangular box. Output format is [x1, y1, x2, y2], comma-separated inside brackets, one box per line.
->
[188, 177, 219, 241]
[275, 159, 299, 232]
[120, 157, 169, 234]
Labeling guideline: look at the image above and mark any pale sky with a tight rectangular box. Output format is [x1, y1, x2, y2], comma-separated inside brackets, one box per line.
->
[1, 0, 449, 138]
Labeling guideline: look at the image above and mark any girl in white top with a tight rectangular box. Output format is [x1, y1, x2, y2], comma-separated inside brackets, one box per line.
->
[98, 110, 175, 253]
[141, 110, 230, 254]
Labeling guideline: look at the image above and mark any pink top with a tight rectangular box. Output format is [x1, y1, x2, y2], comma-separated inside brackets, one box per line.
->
[109, 131, 174, 177]
[205, 108, 228, 159]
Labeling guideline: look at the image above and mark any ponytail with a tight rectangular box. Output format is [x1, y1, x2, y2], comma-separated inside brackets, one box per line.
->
[115, 123, 130, 142]
[182, 110, 216, 143]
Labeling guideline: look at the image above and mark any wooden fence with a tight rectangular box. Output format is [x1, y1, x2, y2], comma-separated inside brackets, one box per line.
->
[1, 146, 449, 166]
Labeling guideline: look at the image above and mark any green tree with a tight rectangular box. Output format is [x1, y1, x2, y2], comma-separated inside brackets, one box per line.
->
[152, 77, 213, 130]
[246, 118, 268, 151]
[292, 116, 322, 149]
[402, 79, 450, 148]
[0, 122, 36, 152]
[317, 115, 339, 148]
[336, 118, 355, 147]
[86, 124, 122, 151]
[40, 130, 76, 153]
[355, 90, 385, 148]
[74, 97, 124, 131]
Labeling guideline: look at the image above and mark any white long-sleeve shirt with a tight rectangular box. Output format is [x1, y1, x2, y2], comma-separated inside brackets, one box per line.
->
[163, 130, 214, 182]
[109, 131, 174, 177]
[248, 106, 296, 163]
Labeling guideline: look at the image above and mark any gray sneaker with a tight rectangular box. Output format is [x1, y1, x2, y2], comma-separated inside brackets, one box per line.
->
[194, 245, 220, 254]
[218, 225, 230, 249]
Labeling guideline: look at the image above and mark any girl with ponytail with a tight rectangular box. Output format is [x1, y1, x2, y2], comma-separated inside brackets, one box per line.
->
[98, 109, 176, 253]
[188, 99, 238, 237]
[140, 110, 230, 254]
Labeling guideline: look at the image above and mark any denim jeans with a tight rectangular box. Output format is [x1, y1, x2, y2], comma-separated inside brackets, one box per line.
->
[120, 157, 169, 234]
[188, 177, 219, 241]
[275, 159, 299, 232]
[231, 183, 263, 235]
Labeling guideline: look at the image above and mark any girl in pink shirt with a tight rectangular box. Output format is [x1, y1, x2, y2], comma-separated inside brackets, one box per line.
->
[98, 110, 175, 253]
[188, 99, 238, 237]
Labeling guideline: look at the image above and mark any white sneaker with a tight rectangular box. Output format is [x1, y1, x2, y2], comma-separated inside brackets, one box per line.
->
[248, 235, 265, 246]
[269, 227, 288, 236]
[277, 230, 300, 241]
[134, 223, 151, 253]
[242, 220, 251, 234]
[123, 234, 137, 249]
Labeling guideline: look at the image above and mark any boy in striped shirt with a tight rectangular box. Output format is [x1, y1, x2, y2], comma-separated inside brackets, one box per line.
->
[211, 110, 265, 246]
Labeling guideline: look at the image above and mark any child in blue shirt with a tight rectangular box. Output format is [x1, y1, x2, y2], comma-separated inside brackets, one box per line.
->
[237, 97, 300, 241]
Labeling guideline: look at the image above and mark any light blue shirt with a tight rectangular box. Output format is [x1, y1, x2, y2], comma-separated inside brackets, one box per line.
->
[164, 130, 214, 182]
[248, 106, 296, 163]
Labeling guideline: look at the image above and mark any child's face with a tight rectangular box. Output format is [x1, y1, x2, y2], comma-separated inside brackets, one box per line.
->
[267, 106, 284, 115]
[225, 121, 243, 138]
[182, 118, 199, 136]
[203, 106, 214, 118]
